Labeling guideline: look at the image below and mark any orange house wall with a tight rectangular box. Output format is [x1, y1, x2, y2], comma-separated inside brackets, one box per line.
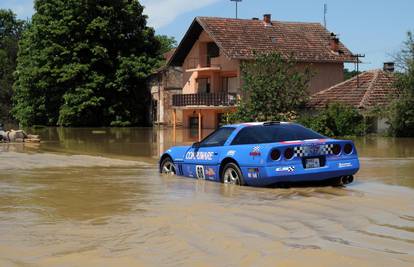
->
[183, 109, 218, 129]
[182, 31, 241, 94]
[297, 62, 344, 94]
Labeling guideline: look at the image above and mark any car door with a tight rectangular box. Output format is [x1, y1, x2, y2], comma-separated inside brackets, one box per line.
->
[183, 127, 236, 180]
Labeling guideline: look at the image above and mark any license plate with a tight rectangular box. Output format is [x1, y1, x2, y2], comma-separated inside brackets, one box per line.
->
[305, 158, 320, 168]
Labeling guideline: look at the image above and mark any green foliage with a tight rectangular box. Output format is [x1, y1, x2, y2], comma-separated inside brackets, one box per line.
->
[156, 35, 176, 55]
[13, 0, 163, 126]
[298, 103, 366, 137]
[228, 52, 310, 122]
[387, 31, 414, 137]
[387, 96, 414, 137]
[393, 30, 414, 71]
[343, 68, 359, 80]
[0, 9, 26, 123]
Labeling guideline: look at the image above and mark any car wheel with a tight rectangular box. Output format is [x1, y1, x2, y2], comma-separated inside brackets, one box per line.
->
[160, 157, 176, 175]
[222, 162, 245, 186]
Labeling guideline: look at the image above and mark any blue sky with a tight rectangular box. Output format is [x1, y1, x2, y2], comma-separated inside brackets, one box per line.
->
[1, 0, 413, 71]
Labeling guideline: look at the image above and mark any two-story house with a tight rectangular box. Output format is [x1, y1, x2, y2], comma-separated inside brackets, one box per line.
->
[166, 14, 355, 129]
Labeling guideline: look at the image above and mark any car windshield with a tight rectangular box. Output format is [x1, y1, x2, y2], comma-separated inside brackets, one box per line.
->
[200, 127, 236, 147]
[231, 124, 325, 145]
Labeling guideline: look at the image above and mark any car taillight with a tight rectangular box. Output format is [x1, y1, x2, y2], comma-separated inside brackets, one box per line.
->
[284, 147, 294, 160]
[332, 144, 341, 155]
[270, 149, 281, 160]
[344, 143, 353, 154]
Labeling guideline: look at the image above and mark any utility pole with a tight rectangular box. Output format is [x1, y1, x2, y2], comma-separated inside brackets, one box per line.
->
[352, 54, 366, 88]
[230, 0, 242, 19]
[323, 3, 327, 28]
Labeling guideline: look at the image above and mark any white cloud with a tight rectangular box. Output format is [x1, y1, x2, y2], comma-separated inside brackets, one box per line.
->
[0, 0, 34, 19]
[0, 0, 218, 28]
[141, 0, 219, 29]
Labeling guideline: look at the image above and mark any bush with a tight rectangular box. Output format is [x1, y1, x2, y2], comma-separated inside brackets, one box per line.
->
[387, 94, 414, 137]
[386, 31, 414, 137]
[298, 103, 366, 137]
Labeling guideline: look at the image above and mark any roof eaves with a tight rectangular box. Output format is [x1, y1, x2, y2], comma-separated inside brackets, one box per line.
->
[167, 18, 202, 67]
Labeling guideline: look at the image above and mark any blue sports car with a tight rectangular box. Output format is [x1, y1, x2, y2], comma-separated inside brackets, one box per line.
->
[159, 122, 359, 187]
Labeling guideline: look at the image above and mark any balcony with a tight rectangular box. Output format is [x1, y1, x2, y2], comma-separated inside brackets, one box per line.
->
[172, 93, 237, 107]
[185, 55, 221, 72]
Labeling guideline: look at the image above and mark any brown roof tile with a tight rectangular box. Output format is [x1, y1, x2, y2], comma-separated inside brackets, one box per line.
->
[308, 70, 400, 109]
[196, 17, 355, 63]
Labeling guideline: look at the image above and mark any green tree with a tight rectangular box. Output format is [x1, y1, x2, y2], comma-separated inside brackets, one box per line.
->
[228, 52, 311, 122]
[343, 68, 359, 80]
[156, 35, 176, 55]
[387, 31, 414, 137]
[299, 103, 366, 136]
[13, 0, 162, 127]
[0, 9, 26, 123]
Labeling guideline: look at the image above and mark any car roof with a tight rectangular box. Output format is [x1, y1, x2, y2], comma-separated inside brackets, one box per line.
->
[222, 121, 294, 129]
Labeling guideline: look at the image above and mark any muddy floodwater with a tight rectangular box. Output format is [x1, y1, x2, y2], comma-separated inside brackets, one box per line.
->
[0, 127, 414, 267]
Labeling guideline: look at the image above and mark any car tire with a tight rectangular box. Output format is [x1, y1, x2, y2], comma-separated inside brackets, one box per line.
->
[221, 162, 245, 186]
[160, 157, 176, 175]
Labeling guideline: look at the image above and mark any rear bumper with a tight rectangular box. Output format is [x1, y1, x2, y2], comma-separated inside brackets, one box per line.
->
[242, 158, 360, 187]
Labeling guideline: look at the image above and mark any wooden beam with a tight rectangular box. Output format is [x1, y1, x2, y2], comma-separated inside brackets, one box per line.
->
[173, 126, 176, 145]
[172, 108, 176, 131]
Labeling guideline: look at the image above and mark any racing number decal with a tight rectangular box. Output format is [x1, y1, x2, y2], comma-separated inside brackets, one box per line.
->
[196, 165, 205, 180]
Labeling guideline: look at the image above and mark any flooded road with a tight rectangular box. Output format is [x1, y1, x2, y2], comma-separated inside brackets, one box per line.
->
[0, 128, 413, 266]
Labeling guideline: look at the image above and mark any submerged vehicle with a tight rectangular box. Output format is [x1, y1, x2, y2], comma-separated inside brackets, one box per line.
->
[159, 122, 359, 187]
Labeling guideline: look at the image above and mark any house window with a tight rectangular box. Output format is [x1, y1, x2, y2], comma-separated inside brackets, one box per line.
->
[216, 113, 225, 128]
[207, 42, 220, 66]
[221, 76, 238, 93]
[197, 78, 211, 93]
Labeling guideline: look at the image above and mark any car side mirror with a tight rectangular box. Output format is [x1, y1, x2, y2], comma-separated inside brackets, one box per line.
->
[192, 142, 201, 148]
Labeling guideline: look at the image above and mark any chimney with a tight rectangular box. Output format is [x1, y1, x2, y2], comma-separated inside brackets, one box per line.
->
[329, 33, 339, 52]
[263, 14, 272, 25]
[252, 17, 259, 20]
[383, 62, 395, 72]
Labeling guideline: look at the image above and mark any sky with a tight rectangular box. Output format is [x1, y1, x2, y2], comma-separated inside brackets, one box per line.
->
[1, 0, 413, 71]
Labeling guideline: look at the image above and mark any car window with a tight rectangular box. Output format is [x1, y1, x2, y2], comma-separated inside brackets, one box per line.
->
[200, 127, 235, 147]
[231, 124, 324, 145]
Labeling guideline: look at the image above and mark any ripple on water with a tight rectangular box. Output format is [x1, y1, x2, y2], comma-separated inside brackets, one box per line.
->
[0, 152, 148, 170]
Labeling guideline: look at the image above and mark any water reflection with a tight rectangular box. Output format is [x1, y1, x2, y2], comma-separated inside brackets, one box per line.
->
[27, 127, 214, 161]
[353, 136, 414, 158]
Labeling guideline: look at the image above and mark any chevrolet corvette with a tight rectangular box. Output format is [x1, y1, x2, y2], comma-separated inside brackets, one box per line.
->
[159, 122, 359, 187]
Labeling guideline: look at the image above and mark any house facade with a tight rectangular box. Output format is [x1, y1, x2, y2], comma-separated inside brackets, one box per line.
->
[149, 50, 183, 126]
[165, 15, 355, 129]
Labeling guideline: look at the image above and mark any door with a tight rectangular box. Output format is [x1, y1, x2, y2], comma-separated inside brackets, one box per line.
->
[189, 116, 200, 129]
[183, 127, 236, 180]
[197, 78, 211, 93]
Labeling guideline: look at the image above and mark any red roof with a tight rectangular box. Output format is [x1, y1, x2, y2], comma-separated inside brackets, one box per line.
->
[308, 70, 400, 109]
[169, 17, 355, 66]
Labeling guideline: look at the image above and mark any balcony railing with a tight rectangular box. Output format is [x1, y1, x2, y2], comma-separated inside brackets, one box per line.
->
[186, 55, 221, 70]
[172, 93, 237, 107]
